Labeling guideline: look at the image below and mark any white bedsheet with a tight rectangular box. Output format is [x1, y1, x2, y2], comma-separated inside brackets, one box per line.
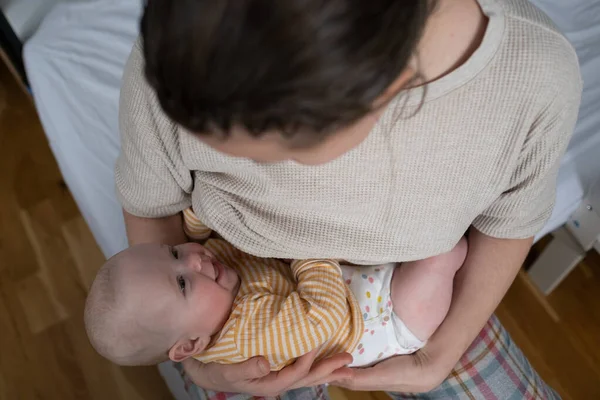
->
[24, 0, 142, 258]
[24, 0, 600, 258]
[530, 0, 600, 239]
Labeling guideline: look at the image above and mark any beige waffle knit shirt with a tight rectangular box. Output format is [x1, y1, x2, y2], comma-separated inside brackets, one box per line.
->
[116, 0, 582, 265]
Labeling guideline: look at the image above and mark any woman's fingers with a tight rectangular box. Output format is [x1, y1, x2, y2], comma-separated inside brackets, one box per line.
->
[242, 349, 319, 396]
[181, 356, 270, 389]
[332, 354, 418, 392]
[182, 350, 353, 396]
[333, 365, 382, 391]
[307, 366, 355, 387]
[272, 348, 319, 384]
[289, 352, 353, 389]
[181, 350, 318, 396]
[181, 357, 207, 378]
[218, 356, 271, 383]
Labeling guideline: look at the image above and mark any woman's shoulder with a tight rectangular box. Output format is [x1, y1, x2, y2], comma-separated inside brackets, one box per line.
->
[502, 0, 565, 33]
[498, 0, 582, 101]
[119, 39, 185, 145]
[121, 39, 152, 111]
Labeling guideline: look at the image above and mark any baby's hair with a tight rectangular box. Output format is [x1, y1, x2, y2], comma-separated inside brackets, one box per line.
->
[84, 252, 169, 366]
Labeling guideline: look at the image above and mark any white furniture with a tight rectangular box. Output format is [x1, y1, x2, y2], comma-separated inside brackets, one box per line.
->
[21, 0, 600, 398]
[528, 180, 600, 294]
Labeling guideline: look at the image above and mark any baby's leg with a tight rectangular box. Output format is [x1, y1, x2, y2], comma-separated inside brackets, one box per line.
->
[390, 237, 468, 341]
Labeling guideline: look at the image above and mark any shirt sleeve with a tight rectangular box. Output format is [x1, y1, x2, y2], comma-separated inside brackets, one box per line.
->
[115, 40, 193, 218]
[234, 259, 348, 370]
[472, 70, 582, 239]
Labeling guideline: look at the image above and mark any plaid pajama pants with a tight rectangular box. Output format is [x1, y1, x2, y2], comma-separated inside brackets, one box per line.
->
[179, 316, 560, 400]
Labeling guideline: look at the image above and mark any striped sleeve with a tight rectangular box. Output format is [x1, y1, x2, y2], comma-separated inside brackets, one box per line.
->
[234, 259, 348, 370]
[182, 208, 213, 241]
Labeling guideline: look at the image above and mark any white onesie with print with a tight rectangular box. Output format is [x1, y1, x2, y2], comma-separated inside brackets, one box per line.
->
[340, 263, 426, 367]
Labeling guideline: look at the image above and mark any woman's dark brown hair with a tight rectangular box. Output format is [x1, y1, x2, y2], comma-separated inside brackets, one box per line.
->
[141, 0, 434, 139]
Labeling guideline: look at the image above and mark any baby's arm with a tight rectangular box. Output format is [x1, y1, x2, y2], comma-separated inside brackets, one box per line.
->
[235, 259, 348, 370]
[182, 208, 213, 241]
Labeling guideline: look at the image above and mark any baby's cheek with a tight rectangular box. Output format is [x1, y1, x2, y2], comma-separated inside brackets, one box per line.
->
[190, 288, 221, 325]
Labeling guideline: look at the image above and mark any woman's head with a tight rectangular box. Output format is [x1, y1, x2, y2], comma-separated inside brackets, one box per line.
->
[141, 0, 434, 163]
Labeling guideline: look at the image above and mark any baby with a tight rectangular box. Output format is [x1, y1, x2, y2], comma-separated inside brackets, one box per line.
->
[85, 211, 467, 369]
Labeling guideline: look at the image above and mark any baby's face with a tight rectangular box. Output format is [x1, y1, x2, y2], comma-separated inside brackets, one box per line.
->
[119, 242, 240, 345]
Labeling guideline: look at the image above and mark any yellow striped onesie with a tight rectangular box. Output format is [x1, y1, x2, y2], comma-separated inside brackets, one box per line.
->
[183, 209, 364, 370]
[183, 209, 426, 370]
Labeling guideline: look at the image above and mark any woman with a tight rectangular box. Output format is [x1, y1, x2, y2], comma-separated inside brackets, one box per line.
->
[116, 0, 581, 398]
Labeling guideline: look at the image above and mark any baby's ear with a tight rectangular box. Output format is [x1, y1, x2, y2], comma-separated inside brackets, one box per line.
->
[168, 337, 210, 363]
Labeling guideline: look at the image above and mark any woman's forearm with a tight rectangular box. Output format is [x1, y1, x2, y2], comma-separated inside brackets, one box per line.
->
[427, 228, 533, 370]
[123, 210, 187, 246]
[331, 230, 535, 393]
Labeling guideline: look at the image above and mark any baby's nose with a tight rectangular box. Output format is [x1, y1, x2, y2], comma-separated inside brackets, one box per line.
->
[190, 253, 213, 272]
[199, 255, 214, 270]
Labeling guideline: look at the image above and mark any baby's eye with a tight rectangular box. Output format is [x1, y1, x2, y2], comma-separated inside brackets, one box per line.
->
[177, 275, 186, 293]
[171, 247, 179, 259]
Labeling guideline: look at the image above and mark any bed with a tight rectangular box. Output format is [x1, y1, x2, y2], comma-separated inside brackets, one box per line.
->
[22, 0, 600, 399]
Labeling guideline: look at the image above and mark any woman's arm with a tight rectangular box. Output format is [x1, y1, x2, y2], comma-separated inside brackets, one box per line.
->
[334, 60, 581, 392]
[333, 229, 532, 392]
[123, 210, 187, 246]
[427, 230, 532, 373]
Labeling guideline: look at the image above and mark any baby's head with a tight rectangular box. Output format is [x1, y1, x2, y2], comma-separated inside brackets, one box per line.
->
[84, 242, 240, 365]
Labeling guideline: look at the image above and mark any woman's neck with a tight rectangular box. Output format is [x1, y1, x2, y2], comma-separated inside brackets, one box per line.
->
[380, 0, 487, 100]
[415, 0, 488, 84]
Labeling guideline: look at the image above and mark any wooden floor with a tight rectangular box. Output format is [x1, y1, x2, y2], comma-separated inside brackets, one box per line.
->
[1, 62, 599, 400]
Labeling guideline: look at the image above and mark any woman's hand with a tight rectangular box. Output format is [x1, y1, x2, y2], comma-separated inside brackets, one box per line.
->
[182, 350, 354, 397]
[332, 346, 453, 393]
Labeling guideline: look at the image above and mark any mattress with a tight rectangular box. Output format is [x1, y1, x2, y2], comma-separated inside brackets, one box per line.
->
[23, 0, 142, 258]
[23, 0, 600, 260]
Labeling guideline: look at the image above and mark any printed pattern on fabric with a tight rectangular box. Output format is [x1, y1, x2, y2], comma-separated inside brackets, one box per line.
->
[341, 264, 424, 367]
